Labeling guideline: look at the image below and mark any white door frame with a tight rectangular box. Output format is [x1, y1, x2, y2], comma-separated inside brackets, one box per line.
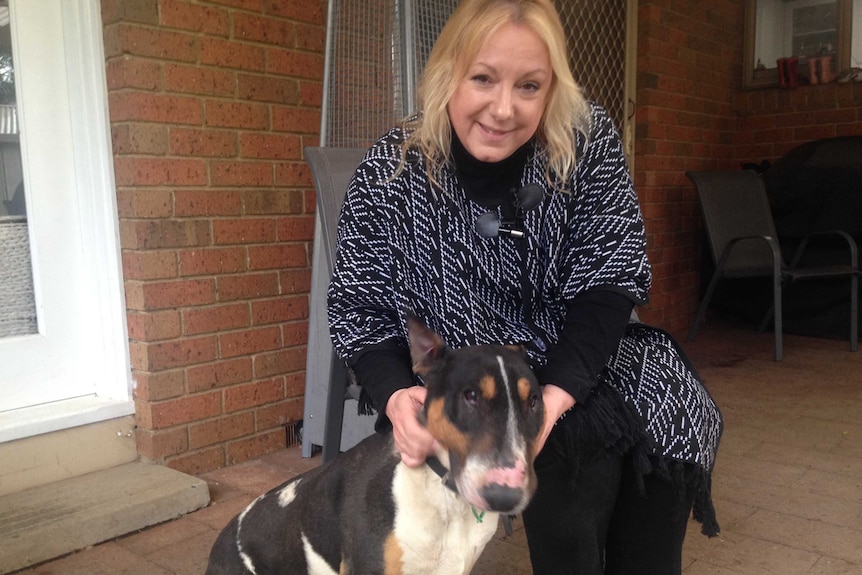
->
[0, 0, 132, 442]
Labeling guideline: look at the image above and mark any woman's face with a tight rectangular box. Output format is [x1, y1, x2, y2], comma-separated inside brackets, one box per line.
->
[448, 21, 552, 163]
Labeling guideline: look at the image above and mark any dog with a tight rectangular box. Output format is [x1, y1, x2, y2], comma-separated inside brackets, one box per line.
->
[205, 316, 545, 575]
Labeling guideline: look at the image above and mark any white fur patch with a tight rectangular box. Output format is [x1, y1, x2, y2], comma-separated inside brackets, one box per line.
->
[236, 494, 264, 574]
[277, 477, 301, 507]
[392, 463, 499, 575]
[302, 532, 339, 575]
[496, 354, 525, 459]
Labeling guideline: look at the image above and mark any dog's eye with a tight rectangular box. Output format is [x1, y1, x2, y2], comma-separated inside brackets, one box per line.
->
[529, 394, 539, 409]
[464, 389, 478, 405]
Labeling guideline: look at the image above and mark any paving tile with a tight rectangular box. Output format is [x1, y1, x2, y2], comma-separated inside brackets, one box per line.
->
[185, 493, 255, 532]
[473, 519, 531, 575]
[692, 529, 819, 575]
[807, 555, 862, 574]
[832, 435, 862, 460]
[143, 529, 219, 575]
[473, 538, 532, 575]
[198, 446, 321, 499]
[734, 509, 862, 564]
[801, 397, 862, 425]
[729, 416, 848, 452]
[713, 452, 809, 488]
[715, 432, 763, 458]
[750, 441, 862, 480]
[200, 459, 291, 497]
[202, 479, 248, 505]
[257, 446, 323, 476]
[712, 473, 860, 529]
[683, 519, 726, 564]
[114, 515, 213, 556]
[13, 542, 173, 575]
[793, 468, 862, 508]
[683, 558, 747, 574]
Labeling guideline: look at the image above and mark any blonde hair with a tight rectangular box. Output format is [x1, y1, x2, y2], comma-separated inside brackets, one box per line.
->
[402, 0, 590, 188]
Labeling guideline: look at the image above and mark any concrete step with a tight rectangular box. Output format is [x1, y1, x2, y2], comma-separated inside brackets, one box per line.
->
[0, 461, 210, 574]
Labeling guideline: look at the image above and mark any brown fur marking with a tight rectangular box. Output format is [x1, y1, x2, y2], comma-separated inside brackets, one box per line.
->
[479, 374, 497, 400]
[383, 532, 404, 575]
[426, 397, 469, 458]
[517, 377, 532, 402]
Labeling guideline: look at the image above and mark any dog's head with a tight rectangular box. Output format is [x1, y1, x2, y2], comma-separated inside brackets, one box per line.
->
[407, 316, 544, 514]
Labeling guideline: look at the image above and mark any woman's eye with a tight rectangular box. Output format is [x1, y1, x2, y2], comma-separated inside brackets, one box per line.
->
[464, 389, 479, 405]
[521, 82, 540, 93]
[471, 74, 492, 85]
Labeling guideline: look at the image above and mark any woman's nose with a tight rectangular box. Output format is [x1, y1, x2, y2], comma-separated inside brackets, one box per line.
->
[491, 87, 514, 120]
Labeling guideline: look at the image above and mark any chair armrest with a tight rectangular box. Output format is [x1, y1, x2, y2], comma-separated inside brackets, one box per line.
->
[790, 230, 858, 269]
[717, 234, 783, 276]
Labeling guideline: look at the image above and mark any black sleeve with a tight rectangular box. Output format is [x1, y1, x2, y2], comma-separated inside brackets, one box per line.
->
[348, 342, 414, 431]
[533, 289, 634, 404]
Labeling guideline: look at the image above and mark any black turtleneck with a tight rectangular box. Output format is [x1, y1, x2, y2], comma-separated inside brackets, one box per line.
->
[451, 133, 532, 217]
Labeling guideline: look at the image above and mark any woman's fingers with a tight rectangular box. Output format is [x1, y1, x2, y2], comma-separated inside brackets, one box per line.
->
[387, 387, 439, 467]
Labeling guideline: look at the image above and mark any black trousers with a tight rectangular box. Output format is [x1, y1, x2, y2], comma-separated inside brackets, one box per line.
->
[522, 442, 696, 575]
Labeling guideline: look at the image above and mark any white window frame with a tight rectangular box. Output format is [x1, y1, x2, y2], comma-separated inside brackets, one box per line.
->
[0, 0, 132, 442]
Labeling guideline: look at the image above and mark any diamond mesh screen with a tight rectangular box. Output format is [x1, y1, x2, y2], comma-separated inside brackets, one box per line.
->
[323, 0, 403, 147]
[558, 0, 628, 131]
[322, 0, 628, 147]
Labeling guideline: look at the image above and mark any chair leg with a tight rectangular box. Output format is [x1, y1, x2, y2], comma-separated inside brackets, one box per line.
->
[850, 273, 858, 352]
[757, 302, 775, 333]
[772, 271, 783, 362]
[321, 355, 348, 463]
[688, 269, 723, 341]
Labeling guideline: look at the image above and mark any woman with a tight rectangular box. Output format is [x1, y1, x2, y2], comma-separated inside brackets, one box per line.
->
[327, 0, 722, 573]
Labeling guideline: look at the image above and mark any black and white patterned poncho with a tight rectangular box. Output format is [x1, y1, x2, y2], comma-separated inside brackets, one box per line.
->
[328, 103, 722, 488]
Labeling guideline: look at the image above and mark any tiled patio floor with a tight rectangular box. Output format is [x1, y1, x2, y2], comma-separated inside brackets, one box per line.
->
[13, 314, 862, 574]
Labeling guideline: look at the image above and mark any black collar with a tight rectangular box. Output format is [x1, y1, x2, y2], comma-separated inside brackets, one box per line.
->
[425, 454, 515, 535]
[425, 455, 457, 492]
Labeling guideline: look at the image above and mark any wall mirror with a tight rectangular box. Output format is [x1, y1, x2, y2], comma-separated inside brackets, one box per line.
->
[744, 0, 861, 88]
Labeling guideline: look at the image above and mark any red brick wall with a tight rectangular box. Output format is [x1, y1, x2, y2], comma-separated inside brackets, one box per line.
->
[735, 83, 862, 162]
[101, 0, 326, 475]
[633, 0, 744, 332]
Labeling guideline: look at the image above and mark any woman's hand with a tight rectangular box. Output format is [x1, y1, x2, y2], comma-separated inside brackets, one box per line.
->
[386, 386, 441, 467]
[535, 384, 576, 455]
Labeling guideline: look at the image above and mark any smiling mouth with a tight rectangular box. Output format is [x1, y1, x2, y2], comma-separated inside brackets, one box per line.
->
[479, 123, 509, 139]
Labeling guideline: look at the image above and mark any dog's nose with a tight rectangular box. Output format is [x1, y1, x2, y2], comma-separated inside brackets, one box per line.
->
[484, 460, 526, 488]
[481, 484, 524, 512]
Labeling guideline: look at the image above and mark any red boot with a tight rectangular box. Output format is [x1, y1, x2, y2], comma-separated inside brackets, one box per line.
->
[819, 56, 834, 83]
[777, 58, 788, 88]
[808, 57, 819, 84]
[786, 57, 800, 88]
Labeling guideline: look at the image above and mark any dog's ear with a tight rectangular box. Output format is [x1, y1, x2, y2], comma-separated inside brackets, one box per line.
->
[504, 344, 527, 357]
[406, 314, 448, 376]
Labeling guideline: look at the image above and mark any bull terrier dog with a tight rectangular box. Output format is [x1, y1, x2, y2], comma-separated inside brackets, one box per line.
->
[206, 316, 544, 574]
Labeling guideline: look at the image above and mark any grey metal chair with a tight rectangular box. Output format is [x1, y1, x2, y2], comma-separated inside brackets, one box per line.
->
[686, 169, 859, 361]
[301, 147, 374, 462]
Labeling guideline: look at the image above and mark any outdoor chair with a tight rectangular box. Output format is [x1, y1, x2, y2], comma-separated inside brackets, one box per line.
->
[686, 169, 859, 361]
[301, 146, 374, 462]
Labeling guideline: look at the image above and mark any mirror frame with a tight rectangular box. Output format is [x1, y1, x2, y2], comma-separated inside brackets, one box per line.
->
[744, 0, 852, 89]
